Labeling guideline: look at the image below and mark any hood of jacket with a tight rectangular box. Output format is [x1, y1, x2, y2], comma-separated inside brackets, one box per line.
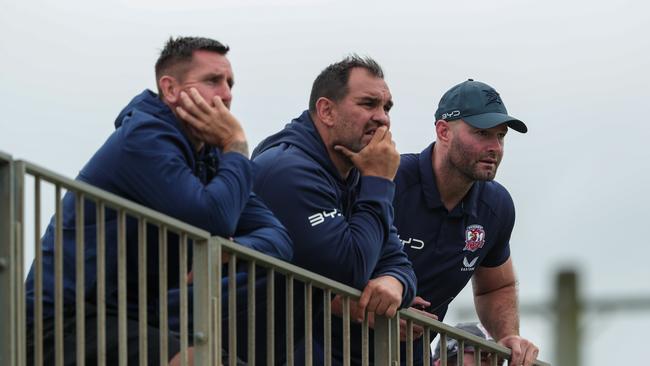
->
[114, 89, 180, 131]
[252, 110, 353, 183]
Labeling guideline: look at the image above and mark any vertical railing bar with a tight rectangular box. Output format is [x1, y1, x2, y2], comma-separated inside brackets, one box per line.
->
[266, 268, 275, 366]
[475, 346, 481, 366]
[228, 253, 237, 366]
[215, 240, 222, 365]
[422, 327, 431, 366]
[192, 236, 213, 366]
[54, 185, 64, 366]
[75, 192, 85, 366]
[361, 309, 369, 366]
[405, 319, 413, 366]
[342, 296, 350, 366]
[247, 261, 256, 365]
[458, 340, 464, 366]
[323, 289, 332, 366]
[392, 314, 400, 363]
[304, 282, 313, 366]
[438, 332, 447, 366]
[96, 202, 106, 366]
[138, 218, 147, 366]
[34, 177, 43, 366]
[491, 350, 498, 366]
[212, 297, 218, 365]
[179, 233, 188, 366]
[117, 209, 127, 366]
[15, 162, 25, 366]
[158, 226, 168, 366]
[285, 275, 294, 366]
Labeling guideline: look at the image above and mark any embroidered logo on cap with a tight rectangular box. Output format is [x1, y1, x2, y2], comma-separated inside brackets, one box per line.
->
[463, 224, 485, 252]
[483, 90, 502, 106]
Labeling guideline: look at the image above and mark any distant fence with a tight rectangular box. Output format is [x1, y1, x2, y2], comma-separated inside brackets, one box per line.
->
[0, 150, 550, 365]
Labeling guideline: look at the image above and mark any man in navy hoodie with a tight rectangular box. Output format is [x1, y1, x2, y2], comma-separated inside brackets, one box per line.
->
[393, 80, 539, 365]
[24, 36, 292, 365]
[252, 55, 416, 365]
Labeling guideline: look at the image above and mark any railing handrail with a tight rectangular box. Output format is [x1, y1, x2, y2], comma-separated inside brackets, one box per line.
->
[17, 159, 211, 239]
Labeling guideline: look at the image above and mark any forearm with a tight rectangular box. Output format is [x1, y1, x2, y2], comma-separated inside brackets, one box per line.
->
[474, 282, 519, 341]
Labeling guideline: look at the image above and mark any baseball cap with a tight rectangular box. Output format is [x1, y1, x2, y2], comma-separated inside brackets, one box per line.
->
[433, 322, 494, 361]
[434, 79, 527, 133]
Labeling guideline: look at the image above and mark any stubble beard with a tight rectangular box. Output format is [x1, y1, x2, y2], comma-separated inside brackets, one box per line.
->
[332, 118, 367, 154]
[448, 137, 500, 182]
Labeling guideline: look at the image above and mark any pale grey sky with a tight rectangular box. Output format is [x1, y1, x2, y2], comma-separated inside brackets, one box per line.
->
[2, 0, 649, 364]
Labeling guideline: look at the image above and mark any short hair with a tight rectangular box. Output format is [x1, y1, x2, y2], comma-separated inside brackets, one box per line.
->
[308, 54, 384, 113]
[155, 36, 229, 89]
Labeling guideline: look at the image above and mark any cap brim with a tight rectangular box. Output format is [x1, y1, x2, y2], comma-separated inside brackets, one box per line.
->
[463, 112, 528, 133]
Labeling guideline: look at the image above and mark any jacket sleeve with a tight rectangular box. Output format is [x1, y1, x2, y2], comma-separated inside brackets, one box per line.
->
[369, 226, 417, 307]
[254, 156, 400, 290]
[232, 193, 293, 262]
[111, 117, 251, 237]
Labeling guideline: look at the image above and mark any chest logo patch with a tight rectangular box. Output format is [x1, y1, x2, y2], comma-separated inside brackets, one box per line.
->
[463, 224, 485, 252]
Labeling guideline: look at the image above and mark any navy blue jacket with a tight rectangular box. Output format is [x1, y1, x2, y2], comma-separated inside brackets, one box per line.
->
[393, 143, 513, 364]
[25, 90, 292, 326]
[252, 111, 416, 364]
[253, 110, 415, 302]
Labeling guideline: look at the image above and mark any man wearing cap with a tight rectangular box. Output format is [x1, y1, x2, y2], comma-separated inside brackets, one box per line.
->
[433, 322, 504, 366]
[392, 79, 539, 365]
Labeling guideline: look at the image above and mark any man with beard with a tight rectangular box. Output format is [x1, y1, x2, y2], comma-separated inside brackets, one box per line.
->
[251, 55, 416, 364]
[393, 80, 539, 365]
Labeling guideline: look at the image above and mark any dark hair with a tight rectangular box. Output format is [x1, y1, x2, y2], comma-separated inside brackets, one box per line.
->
[155, 36, 229, 88]
[308, 54, 384, 113]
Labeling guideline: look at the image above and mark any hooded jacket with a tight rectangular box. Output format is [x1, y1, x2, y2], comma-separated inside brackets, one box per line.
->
[252, 110, 416, 364]
[25, 90, 292, 326]
[252, 110, 415, 299]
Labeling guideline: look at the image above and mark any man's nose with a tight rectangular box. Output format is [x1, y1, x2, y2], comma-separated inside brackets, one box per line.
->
[373, 108, 390, 128]
[220, 85, 233, 108]
[487, 135, 504, 153]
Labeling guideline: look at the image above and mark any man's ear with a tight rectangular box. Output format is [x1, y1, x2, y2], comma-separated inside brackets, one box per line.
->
[158, 75, 180, 104]
[435, 119, 453, 144]
[315, 97, 337, 127]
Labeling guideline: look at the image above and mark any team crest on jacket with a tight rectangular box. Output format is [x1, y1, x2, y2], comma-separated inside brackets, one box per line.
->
[463, 224, 485, 252]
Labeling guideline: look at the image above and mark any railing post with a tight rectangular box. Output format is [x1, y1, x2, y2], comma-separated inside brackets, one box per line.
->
[193, 237, 215, 365]
[13, 161, 26, 366]
[0, 152, 16, 366]
[374, 314, 399, 366]
[555, 270, 580, 366]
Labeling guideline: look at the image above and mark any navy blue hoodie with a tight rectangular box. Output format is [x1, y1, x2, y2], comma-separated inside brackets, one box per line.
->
[25, 90, 292, 327]
[252, 110, 416, 364]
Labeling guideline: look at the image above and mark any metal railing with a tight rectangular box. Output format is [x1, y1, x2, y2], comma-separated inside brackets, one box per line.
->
[0, 150, 550, 365]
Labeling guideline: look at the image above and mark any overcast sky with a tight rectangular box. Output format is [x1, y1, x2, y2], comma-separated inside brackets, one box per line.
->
[2, 0, 649, 364]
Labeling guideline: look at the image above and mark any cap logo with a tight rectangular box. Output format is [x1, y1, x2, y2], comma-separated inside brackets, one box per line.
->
[463, 224, 485, 252]
[441, 110, 460, 120]
[483, 90, 502, 106]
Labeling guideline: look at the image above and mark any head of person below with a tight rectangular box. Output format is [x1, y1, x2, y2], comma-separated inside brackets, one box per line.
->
[432, 78, 527, 211]
[433, 322, 505, 366]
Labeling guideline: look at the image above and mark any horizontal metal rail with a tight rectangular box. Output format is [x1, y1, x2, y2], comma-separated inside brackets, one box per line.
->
[19, 160, 210, 240]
